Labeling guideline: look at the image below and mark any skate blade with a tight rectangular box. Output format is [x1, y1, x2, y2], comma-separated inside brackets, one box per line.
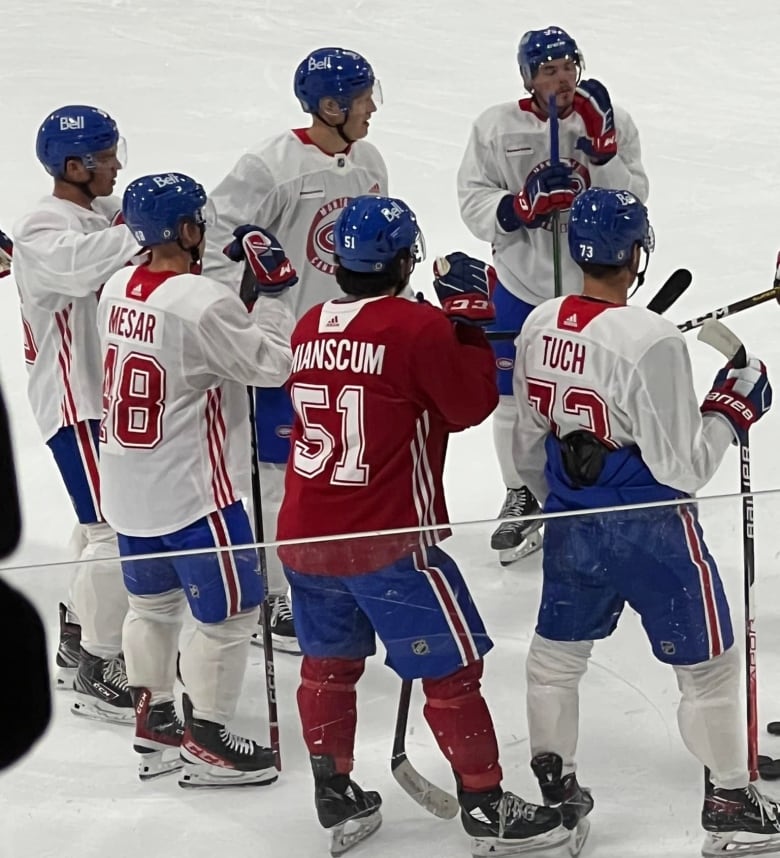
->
[137, 750, 184, 781]
[499, 528, 544, 566]
[178, 763, 278, 789]
[71, 697, 134, 726]
[55, 666, 77, 690]
[702, 831, 780, 856]
[568, 819, 590, 857]
[329, 810, 382, 856]
[471, 824, 569, 858]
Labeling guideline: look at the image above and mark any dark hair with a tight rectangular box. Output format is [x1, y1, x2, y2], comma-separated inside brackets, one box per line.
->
[334, 251, 409, 296]
[577, 259, 631, 280]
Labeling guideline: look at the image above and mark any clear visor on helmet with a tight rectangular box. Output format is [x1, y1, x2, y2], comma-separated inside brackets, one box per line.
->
[81, 136, 127, 171]
[348, 80, 383, 111]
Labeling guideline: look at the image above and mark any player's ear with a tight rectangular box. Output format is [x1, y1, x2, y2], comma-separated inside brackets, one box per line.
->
[318, 97, 344, 121]
[63, 157, 90, 182]
[179, 220, 201, 248]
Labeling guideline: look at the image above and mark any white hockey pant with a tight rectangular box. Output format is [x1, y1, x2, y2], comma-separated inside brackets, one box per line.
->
[68, 522, 127, 658]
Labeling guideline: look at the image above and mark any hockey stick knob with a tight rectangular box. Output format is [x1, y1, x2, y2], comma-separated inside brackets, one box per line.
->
[433, 256, 451, 278]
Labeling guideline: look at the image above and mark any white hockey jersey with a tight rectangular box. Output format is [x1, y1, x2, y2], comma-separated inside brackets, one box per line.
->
[203, 128, 388, 319]
[458, 99, 649, 306]
[512, 295, 733, 505]
[97, 266, 294, 536]
[12, 196, 140, 441]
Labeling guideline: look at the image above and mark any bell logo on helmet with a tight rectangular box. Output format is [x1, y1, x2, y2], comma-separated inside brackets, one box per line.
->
[59, 116, 84, 131]
[308, 55, 332, 71]
[380, 201, 405, 223]
[153, 173, 184, 189]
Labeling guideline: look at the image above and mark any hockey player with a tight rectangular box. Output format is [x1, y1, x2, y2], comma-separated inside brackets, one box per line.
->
[457, 26, 648, 565]
[276, 195, 567, 856]
[97, 173, 296, 786]
[513, 187, 780, 856]
[203, 46, 388, 652]
[12, 105, 141, 722]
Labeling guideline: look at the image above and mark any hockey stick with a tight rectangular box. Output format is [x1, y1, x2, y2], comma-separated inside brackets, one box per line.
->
[696, 319, 758, 781]
[391, 679, 459, 819]
[485, 266, 692, 341]
[247, 386, 281, 771]
[549, 94, 563, 298]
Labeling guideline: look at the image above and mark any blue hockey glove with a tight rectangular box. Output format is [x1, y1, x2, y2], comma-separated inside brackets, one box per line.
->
[223, 225, 299, 298]
[512, 161, 577, 228]
[433, 252, 497, 326]
[573, 79, 617, 165]
[701, 356, 772, 444]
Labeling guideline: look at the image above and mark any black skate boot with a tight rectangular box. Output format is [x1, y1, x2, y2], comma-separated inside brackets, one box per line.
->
[459, 782, 567, 857]
[71, 648, 133, 725]
[702, 776, 780, 856]
[179, 692, 278, 788]
[311, 755, 382, 857]
[531, 753, 593, 856]
[490, 487, 543, 565]
[251, 593, 301, 654]
[55, 603, 81, 690]
[132, 687, 184, 781]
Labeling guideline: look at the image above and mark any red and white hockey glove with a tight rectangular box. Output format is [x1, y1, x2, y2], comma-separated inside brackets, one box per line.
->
[573, 79, 617, 165]
[701, 356, 772, 444]
[223, 225, 298, 298]
[514, 161, 577, 228]
[433, 252, 497, 326]
[0, 228, 13, 278]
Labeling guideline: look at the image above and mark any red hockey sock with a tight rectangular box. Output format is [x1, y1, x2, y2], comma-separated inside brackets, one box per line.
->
[422, 661, 502, 792]
[297, 656, 366, 775]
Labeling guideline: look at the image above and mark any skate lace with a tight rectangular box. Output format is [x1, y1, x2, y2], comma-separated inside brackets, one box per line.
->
[501, 792, 538, 824]
[499, 487, 532, 519]
[103, 656, 129, 691]
[747, 784, 780, 825]
[218, 727, 255, 756]
[271, 595, 293, 623]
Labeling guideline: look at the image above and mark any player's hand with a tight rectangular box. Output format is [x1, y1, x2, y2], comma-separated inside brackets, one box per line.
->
[0, 228, 13, 279]
[701, 356, 772, 444]
[223, 225, 298, 298]
[433, 252, 496, 326]
[573, 79, 617, 165]
[514, 161, 577, 228]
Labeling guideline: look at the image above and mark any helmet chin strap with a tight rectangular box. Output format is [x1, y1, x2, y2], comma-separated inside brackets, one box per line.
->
[627, 247, 650, 299]
[316, 109, 354, 145]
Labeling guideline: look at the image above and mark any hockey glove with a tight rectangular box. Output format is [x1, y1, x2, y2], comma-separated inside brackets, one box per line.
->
[0, 229, 12, 278]
[573, 79, 617, 165]
[700, 356, 772, 444]
[513, 161, 577, 228]
[433, 252, 497, 326]
[223, 225, 299, 298]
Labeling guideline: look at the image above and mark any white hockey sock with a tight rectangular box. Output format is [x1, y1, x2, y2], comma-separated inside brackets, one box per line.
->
[526, 633, 593, 773]
[69, 523, 128, 658]
[674, 646, 749, 789]
[493, 395, 525, 490]
[123, 590, 186, 700]
[180, 609, 257, 724]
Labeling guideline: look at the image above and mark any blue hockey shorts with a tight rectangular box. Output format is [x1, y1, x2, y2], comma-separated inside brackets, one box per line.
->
[46, 419, 103, 524]
[485, 282, 536, 395]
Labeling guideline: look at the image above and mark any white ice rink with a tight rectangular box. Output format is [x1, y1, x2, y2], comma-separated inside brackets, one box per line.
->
[4, 1, 780, 856]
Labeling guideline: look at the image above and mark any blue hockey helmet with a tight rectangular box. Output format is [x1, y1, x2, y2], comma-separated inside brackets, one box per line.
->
[36, 105, 124, 177]
[568, 187, 654, 267]
[122, 173, 207, 247]
[294, 47, 379, 114]
[517, 27, 583, 87]
[334, 195, 425, 273]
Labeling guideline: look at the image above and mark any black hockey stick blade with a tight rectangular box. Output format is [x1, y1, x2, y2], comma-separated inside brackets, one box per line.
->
[768, 721, 780, 736]
[646, 268, 692, 315]
[758, 755, 780, 780]
[391, 681, 459, 819]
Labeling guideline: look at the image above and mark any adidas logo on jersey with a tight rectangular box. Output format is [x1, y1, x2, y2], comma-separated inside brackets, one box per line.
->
[368, 183, 380, 194]
[130, 283, 144, 297]
[326, 315, 340, 327]
[563, 313, 578, 327]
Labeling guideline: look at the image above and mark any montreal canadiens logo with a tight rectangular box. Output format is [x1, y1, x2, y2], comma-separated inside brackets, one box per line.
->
[275, 425, 293, 439]
[307, 196, 352, 275]
[496, 357, 514, 371]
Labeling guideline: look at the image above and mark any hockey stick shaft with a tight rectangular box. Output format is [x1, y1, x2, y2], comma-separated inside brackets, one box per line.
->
[677, 285, 780, 332]
[696, 320, 758, 780]
[549, 95, 563, 298]
[391, 679, 459, 819]
[247, 386, 281, 771]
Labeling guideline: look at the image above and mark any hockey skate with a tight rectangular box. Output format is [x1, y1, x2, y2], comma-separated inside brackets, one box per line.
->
[312, 755, 383, 857]
[251, 593, 301, 654]
[490, 487, 543, 566]
[702, 781, 780, 856]
[55, 602, 81, 690]
[132, 688, 184, 781]
[179, 693, 278, 788]
[531, 753, 593, 857]
[71, 648, 134, 725]
[459, 785, 567, 857]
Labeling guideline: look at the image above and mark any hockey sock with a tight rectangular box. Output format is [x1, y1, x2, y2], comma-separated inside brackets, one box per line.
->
[123, 590, 185, 699]
[297, 656, 366, 775]
[422, 661, 502, 793]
